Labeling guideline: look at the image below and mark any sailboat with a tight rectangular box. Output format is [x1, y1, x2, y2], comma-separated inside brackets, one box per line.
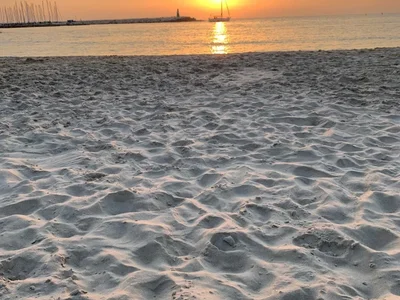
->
[209, 0, 231, 22]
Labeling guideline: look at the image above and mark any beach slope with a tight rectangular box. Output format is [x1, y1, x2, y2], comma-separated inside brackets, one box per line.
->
[0, 48, 399, 300]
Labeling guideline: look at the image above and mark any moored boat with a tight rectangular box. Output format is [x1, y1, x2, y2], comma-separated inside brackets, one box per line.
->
[209, 0, 231, 22]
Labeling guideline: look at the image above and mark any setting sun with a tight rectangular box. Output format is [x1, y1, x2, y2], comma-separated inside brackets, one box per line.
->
[194, 0, 241, 11]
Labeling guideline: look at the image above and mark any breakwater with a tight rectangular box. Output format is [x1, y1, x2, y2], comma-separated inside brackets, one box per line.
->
[0, 16, 198, 29]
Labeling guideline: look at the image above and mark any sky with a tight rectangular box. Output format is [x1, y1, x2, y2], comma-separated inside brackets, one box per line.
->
[2, 0, 400, 20]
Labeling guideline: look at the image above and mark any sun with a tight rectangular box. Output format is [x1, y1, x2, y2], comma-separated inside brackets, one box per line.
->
[195, 0, 240, 10]
[194, 0, 220, 9]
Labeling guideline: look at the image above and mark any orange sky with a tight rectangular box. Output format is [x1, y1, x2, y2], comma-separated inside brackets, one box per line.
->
[2, 0, 400, 20]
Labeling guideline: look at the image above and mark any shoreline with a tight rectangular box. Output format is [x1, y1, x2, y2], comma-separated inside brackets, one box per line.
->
[1, 46, 399, 59]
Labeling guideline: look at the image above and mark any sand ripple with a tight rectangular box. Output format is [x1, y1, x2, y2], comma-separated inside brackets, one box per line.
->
[0, 49, 399, 299]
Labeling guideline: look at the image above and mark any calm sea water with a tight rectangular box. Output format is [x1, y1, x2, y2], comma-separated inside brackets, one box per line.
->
[1, 14, 399, 56]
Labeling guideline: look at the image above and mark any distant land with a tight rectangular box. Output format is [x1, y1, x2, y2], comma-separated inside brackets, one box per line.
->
[0, 16, 199, 29]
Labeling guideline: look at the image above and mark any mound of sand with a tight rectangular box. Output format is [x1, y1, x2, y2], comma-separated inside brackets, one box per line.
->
[0, 48, 399, 300]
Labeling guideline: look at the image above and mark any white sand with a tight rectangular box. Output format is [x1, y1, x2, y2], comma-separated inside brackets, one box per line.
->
[0, 48, 399, 300]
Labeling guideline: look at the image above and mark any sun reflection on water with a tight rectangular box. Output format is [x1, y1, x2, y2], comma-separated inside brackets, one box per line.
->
[211, 22, 230, 54]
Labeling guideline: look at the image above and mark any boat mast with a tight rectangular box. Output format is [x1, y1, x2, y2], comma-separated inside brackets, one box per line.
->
[225, 0, 230, 17]
[221, 0, 223, 17]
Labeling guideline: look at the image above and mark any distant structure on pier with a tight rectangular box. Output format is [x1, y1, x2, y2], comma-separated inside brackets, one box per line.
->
[0, 1, 61, 24]
[177, 9, 180, 18]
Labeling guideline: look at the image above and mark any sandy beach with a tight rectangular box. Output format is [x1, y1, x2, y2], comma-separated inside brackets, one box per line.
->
[0, 48, 399, 300]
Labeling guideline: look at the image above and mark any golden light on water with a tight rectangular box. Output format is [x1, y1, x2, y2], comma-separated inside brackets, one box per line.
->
[211, 22, 230, 54]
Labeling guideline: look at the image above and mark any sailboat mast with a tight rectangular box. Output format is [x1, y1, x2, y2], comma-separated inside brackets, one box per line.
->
[221, 0, 223, 17]
[225, 0, 230, 17]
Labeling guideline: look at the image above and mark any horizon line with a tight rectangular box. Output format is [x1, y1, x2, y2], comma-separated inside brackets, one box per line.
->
[68, 11, 400, 22]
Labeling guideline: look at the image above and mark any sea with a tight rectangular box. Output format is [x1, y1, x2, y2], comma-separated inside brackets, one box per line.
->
[1, 14, 399, 56]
